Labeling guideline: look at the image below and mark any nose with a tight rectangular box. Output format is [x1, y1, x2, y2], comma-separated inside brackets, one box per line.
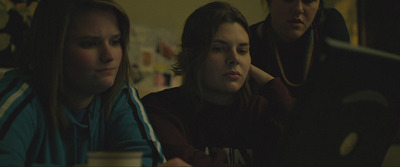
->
[225, 49, 239, 66]
[293, 0, 304, 15]
[100, 43, 114, 63]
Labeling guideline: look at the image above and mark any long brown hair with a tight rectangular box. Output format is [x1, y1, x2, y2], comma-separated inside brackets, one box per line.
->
[172, 1, 251, 106]
[17, 0, 131, 130]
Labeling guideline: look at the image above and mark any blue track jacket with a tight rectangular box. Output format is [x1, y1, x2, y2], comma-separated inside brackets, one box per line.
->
[0, 70, 166, 166]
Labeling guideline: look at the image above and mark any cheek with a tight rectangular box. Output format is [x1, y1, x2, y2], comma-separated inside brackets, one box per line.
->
[114, 49, 123, 65]
[201, 61, 214, 80]
[203, 54, 223, 72]
[64, 49, 96, 74]
[200, 59, 220, 85]
[271, 11, 287, 31]
[271, 4, 286, 19]
[306, 7, 319, 22]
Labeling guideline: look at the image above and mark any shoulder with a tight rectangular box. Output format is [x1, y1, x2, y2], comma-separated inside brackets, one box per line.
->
[110, 85, 142, 113]
[0, 70, 37, 114]
[0, 70, 41, 133]
[140, 87, 185, 113]
[141, 87, 181, 103]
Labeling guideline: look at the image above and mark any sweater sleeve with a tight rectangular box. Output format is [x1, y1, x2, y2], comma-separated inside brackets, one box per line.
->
[258, 77, 296, 130]
[106, 86, 166, 167]
[142, 92, 241, 167]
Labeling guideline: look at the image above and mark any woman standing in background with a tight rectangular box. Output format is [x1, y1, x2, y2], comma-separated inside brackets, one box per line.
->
[250, 0, 350, 97]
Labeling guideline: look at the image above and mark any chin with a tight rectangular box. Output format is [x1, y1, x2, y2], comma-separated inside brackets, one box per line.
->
[96, 80, 115, 92]
[292, 30, 307, 38]
[223, 85, 242, 93]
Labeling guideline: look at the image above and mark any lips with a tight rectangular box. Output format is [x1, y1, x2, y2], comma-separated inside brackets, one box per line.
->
[288, 18, 304, 24]
[224, 71, 241, 76]
[223, 71, 241, 79]
[96, 67, 116, 74]
[97, 67, 114, 71]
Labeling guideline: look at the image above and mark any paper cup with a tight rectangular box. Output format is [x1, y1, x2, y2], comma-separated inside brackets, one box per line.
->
[87, 151, 143, 166]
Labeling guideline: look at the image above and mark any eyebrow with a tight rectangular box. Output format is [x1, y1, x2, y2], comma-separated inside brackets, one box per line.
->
[75, 34, 121, 40]
[212, 39, 250, 47]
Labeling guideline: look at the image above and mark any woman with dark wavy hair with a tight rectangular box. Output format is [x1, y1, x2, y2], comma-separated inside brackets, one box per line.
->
[141, 1, 295, 166]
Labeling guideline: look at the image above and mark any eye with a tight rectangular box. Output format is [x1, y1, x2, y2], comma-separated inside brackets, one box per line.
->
[110, 35, 122, 46]
[211, 45, 227, 53]
[237, 48, 249, 55]
[110, 38, 121, 46]
[78, 40, 98, 48]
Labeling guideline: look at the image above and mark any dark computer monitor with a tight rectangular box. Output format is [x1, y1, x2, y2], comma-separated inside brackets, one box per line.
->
[277, 38, 400, 166]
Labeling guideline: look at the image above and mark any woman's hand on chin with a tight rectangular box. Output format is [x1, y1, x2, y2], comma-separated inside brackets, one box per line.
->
[250, 65, 275, 85]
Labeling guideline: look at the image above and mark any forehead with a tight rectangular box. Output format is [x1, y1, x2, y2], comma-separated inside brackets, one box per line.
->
[71, 8, 115, 22]
[68, 9, 118, 32]
[213, 22, 249, 41]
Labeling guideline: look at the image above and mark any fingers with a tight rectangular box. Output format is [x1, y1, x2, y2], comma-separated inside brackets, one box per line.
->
[250, 65, 274, 85]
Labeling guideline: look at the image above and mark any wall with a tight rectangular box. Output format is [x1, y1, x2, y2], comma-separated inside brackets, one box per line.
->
[116, 0, 358, 44]
[115, 0, 267, 36]
[358, 0, 400, 54]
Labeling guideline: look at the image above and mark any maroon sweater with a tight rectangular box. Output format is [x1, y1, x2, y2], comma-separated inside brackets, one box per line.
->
[141, 78, 295, 167]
